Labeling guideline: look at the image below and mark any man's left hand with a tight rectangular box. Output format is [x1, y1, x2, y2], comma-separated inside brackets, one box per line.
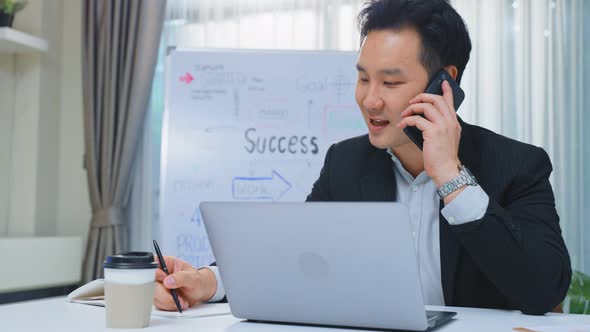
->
[396, 80, 462, 190]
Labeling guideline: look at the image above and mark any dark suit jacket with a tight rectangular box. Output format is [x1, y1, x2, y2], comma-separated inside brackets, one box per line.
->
[305, 119, 571, 315]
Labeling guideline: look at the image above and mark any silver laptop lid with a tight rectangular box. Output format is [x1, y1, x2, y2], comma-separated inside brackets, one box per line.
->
[200, 202, 428, 331]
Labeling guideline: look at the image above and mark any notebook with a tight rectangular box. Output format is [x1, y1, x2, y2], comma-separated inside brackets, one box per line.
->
[67, 278, 231, 319]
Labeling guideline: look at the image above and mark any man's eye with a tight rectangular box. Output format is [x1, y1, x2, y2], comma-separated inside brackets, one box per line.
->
[384, 81, 401, 87]
[359, 77, 369, 83]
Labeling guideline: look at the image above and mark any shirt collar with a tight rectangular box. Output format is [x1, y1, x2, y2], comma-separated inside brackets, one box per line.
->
[386, 148, 431, 185]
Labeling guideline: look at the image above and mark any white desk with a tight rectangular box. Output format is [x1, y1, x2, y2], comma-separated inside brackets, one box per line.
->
[1, 297, 589, 332]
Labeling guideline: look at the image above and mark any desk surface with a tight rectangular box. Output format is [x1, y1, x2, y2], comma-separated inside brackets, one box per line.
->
[1, 297, 589, 332]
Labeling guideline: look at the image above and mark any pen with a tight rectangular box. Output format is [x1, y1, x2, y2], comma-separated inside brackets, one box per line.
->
[153, 240, 183, 313]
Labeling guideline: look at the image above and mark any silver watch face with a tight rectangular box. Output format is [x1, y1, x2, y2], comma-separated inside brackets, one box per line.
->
[461, 166, 477, 185]
[437, 166, 478, 199]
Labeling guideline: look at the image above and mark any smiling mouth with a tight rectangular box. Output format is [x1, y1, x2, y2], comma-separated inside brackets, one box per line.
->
[370, 119, 390, 126]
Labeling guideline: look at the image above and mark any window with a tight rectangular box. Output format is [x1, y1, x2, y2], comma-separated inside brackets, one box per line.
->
[129, 0, 590, 274]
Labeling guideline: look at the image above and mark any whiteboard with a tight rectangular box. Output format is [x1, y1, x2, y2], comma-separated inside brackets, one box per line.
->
[160, 49, 366, 267]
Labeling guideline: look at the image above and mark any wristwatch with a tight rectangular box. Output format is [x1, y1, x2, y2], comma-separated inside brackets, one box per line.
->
[436, 165, 478, 199]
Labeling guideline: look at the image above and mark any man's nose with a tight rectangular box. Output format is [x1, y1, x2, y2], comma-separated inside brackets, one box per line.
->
[363, 86, 384, 112]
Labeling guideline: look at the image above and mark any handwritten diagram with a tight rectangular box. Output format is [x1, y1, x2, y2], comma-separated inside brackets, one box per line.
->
[161, 49, 362, 263]
[232, 170, 292, 201]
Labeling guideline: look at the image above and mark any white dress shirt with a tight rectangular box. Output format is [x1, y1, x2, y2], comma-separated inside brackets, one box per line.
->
[206, 149, 490, 305]
[386, 150, 489, 305]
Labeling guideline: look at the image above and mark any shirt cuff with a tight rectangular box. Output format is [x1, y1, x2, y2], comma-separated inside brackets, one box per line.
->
[441, 185, 489, 225]
[202, 266, 226, 302]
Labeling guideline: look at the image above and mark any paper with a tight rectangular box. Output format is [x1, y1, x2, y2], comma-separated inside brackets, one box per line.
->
[514, 326, 590, 332]
[68, 298, 232, 319]
[67, 278, 232, 319]
[68, 297, 105, 307]
[152, 303, 232, 319]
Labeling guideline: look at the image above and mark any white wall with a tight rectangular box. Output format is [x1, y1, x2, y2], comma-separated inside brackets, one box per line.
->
[0, 0, 89, 258]
[36, 0, 62, 236]
[56, 0, 89, 238]
[0, 55, 14, 234]
[2, 0, 43, 236]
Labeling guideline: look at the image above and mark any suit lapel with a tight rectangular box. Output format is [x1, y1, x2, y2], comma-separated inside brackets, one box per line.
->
[439, 118, 480, 305]
[360, 148, 396, 202]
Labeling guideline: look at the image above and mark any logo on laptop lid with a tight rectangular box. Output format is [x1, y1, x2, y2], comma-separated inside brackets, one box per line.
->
[298, 252, 330, 280]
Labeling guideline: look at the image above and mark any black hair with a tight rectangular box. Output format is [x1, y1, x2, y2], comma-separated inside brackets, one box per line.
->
[358, 0, 472, 84]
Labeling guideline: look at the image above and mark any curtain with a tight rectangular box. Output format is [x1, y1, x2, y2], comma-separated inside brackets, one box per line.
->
[129, 0, 589, 274]
[81, 0, 166, 282]
[583, 0, 590, 274]
[453, 0, 586, 271]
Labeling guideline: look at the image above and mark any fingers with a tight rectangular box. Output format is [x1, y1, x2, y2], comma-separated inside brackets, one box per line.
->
[163, 270, 200, 290]
[155, 255, 193, 274]
[408, 83, 456, 119]
[155, 255, 176, 270]
[401, 103, 444, 124]
[155, 255, 195, 284]
[441, 80, 455, 111]
[397, 115, 433, 131]
[156, 269, 167, 282]
[153, 283, 189, 311]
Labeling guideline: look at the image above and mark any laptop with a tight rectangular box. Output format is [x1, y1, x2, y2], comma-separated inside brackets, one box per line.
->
[200, 202, 456, 331]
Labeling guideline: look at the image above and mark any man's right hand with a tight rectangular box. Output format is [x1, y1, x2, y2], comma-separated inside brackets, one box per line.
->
[153, 256, 218, 311]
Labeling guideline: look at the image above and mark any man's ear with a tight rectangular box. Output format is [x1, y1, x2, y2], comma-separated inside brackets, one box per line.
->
[444, 65, 459, 81]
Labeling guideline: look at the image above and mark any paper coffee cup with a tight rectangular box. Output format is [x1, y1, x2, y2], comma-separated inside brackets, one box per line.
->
[103, 252, 158, 329]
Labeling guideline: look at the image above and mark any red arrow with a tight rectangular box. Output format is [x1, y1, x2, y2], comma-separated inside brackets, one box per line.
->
[179, 72, 194, 84]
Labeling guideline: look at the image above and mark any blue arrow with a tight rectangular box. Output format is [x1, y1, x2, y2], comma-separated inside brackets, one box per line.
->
[232, 170, 292, 201]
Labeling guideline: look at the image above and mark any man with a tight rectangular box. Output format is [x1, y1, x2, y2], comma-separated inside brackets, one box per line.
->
[154, 0, 571, 315]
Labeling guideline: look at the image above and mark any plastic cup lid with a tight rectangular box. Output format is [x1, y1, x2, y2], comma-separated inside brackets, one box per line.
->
[103, 252, 158, 269]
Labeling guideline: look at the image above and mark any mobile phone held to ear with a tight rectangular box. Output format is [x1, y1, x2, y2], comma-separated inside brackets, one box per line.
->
[403, 69, 465, 150]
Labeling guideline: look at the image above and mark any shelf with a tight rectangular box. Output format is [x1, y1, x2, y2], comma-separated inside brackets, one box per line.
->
[0, 236, 82, 292]
[0, 27, 48, 54]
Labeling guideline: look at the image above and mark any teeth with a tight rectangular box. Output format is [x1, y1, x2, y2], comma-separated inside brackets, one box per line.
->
[371, 119, 389, 125]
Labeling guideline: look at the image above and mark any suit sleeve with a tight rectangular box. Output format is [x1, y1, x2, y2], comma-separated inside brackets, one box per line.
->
[306, 144, 335, 202]
[449, 147, 571, 315]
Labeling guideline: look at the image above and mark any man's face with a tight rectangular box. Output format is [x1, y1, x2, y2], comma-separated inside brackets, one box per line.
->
[355, 28, 430, 149]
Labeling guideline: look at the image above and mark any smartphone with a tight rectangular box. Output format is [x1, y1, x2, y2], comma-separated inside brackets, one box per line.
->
[403, 69, 465, 150]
